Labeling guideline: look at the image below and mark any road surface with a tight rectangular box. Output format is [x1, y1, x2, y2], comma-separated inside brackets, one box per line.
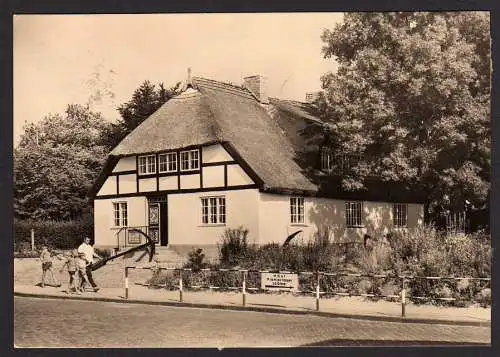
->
[14, 296, 490, 348]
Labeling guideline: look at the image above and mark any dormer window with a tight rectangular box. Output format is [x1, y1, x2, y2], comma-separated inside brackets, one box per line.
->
[321, 149, 334, 171]
[180, 149, 200, 171]
[138, 154, 156, 175]
[321, 148, 361, 171]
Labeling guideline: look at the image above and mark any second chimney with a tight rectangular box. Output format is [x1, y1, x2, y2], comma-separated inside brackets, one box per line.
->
[244, 75, 269, 104]
[305, 91, 321, 104]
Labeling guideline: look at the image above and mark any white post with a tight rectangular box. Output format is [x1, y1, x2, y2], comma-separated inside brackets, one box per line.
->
[125, 267, 129, 299]
[242, 271, 246, 307]
[31, 228, 35, 251]
[401, 277, 406, 317]
[316, 273, 320, 311]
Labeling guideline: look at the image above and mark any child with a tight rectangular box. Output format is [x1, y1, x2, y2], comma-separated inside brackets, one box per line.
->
[40, 246, 61, 288]
[59, 250, 78, 294]
[77, 252, 91, 293]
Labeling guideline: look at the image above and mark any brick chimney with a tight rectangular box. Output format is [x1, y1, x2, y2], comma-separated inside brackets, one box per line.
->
[305, 91, 321, 104]
[244, 75, 269, 104]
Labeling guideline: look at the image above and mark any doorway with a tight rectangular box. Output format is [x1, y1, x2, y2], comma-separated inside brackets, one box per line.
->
[148, 198, 168, 246]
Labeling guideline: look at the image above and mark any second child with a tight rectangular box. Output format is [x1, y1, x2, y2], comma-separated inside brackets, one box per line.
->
[59, 250, 78, 294]
[77, 252, 91, 293]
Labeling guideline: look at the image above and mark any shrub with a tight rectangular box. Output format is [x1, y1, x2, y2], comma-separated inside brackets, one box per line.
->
[475, 288, 491, 307]
[185, 248, 208, 271]
[355, 242, 392, 274]
[145, 269, 179, 290]
[219, 226, 251, 267]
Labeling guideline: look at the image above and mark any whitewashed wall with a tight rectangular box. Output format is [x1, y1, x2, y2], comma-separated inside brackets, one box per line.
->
[94, 196, 148, 247]
[258, 193, 424, 245]
[168, 188, 260, 246]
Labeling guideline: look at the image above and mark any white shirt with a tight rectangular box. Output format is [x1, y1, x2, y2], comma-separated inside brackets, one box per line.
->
[78, 242, 95, 265]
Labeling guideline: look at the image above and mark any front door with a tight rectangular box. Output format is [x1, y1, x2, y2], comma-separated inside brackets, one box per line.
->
[148, 199, 168, 246]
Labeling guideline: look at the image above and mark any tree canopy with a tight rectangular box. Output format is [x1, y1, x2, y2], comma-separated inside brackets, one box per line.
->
[15, 80, 182, 221]
[14, 104, 110, 220]
[101, 80, 181, 151]
[318, 12, 490, 215]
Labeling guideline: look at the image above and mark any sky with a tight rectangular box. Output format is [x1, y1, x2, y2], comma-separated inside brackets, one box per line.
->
[13, 13, 343, 145]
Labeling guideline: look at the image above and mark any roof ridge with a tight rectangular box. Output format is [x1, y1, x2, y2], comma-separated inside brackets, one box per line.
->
[192, 76, 254, 98]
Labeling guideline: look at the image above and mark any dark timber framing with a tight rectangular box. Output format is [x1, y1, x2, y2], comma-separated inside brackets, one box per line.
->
[91, 141, 264, 199]
[203, 160, 237, 167]
[199, 148, 203, 189]
[156, 153, 160, 191]
[94, 184, 259, 200]
[224, 164, 228, 188]
[135, 156, 139, 193]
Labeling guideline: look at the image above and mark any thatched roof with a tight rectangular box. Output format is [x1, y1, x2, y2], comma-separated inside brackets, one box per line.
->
[97, 76, 422, 203]
[109, 77, 317, 192]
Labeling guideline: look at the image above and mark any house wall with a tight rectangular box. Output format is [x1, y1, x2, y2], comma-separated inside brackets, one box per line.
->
[97, 176, 117, 196]
[94, 196, 148, 247]
[167, 188, 260, 246]
[112, 156, 136, 172]
[202, 144, 233, 163]
[258, 193, 424, 245]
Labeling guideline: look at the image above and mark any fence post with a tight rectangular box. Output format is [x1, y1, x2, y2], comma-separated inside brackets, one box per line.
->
[242, 270, 247, 307]
[401, 276, 406, 317]
[179, 269, 183, 302]
[124, 267, 129, 299]
[31, 228, 35, 251]
[316, 272, 321, 311]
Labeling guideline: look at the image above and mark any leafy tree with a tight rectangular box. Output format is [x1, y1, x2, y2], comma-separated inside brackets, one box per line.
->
[318, 12, 490, 218]
[14, 104, 109, 220]
[102, 80, 181, 150]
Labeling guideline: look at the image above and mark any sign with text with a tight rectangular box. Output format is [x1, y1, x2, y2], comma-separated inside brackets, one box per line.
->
[261, 272, 299, 291]
[127, 230, 142, 244]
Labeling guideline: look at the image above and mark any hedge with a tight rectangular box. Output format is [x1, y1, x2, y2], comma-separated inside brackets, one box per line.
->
[14, 218, 93, 251]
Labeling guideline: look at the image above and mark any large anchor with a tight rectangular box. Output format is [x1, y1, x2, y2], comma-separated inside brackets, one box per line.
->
[89, 229, 156, 271]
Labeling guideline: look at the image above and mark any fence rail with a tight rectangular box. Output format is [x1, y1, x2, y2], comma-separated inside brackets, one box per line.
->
[123, 266, 491, 317]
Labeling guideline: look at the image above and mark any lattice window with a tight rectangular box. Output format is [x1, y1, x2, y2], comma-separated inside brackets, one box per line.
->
[290, 197, 305, 224]
[113, 202, 128, 227]
[201, 196, 226, 225]
[159, 152, 177, 173]
[345, 201, 362, 227]
[393, 203, 408, 227]
[138, 154, 156, 174]
[180, 149, 199, 171]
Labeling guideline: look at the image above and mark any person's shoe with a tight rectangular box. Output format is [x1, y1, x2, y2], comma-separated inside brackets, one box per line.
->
[93, 287, 100, 292]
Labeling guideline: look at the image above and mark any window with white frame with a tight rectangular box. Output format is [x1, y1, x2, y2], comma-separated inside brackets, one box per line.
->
[159, 152, 177, 173]
[201, 196, 226, 225]
[345, 201, 362, 227]
[321, 150, 333, 171]
[290, 197, 305, 224]
[138, 154, 156, 175]
[180, 149, 200, 171]
[113, 202, 128, 227]
[393, 203, 408, 227]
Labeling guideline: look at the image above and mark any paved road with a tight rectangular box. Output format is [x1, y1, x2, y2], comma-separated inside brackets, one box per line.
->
[14, 297, 490, 348]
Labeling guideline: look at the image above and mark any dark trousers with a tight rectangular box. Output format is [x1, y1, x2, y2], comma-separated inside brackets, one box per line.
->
[85, 266, 97, 288]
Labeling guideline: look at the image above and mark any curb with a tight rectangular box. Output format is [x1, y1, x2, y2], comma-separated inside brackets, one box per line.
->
[14, 291, 491, 328]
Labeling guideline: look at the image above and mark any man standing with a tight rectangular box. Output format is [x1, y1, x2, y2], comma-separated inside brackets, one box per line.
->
[77, 237, 101, 292]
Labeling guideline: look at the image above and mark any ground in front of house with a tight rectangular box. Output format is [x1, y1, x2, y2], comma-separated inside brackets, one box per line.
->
[14, 296, 490, 347]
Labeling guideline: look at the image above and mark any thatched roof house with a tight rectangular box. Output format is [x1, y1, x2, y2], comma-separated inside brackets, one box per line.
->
[92, 75, 420, 202]
[91, 73, 425, 250]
